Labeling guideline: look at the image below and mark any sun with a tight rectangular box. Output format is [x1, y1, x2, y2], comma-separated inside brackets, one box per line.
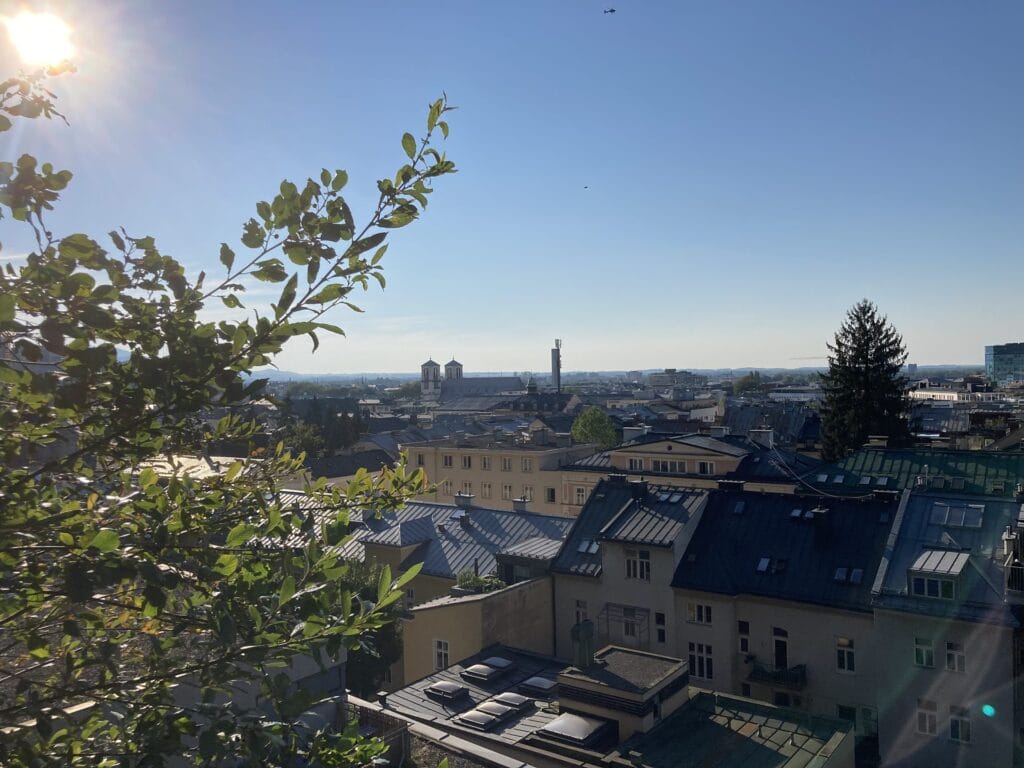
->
[4, 11, 74, 68]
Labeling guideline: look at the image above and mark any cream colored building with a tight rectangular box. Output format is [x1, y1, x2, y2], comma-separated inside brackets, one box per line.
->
[403, 432, 595, 517]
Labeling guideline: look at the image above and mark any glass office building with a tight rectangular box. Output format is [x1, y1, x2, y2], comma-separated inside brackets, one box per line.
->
[985, 343, 1024, 385]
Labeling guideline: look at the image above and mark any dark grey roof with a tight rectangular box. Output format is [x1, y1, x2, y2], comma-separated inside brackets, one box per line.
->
[499, 537, 564, 561]
[560, 647, 684, 693]
[306, 450, 393, 479]
[872, 491, 1024, 627]
[551, 478, 708, 577]
[439, 377, 525, 400]
[385, 646, 563, 745]
[339, 501, 572, 580]
[362, 516, 436, 547]
[671, 490, 897, 613]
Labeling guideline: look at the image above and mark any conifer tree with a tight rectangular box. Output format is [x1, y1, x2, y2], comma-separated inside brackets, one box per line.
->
[820, 300, 910, 461]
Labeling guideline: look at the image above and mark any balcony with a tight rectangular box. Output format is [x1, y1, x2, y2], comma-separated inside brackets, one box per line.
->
[747, 659, 807, 690]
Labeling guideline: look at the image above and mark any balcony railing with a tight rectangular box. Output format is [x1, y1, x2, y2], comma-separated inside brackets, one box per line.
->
[747, 659, 807, 690]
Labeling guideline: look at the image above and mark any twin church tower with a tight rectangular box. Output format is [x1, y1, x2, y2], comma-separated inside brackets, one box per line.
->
[420, 358, 462, 399]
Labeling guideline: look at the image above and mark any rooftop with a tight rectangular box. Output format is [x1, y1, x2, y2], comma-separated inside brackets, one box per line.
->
[560, 647, 685, 694]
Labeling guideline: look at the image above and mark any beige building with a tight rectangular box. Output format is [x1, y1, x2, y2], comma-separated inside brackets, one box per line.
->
[403, 431, 595, 517]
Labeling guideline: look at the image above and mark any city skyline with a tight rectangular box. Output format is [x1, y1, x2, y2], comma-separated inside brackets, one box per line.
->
[2, 1, 1020, 373]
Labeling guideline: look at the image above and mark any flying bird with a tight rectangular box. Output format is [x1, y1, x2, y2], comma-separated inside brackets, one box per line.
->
[603, 8, 616, 13]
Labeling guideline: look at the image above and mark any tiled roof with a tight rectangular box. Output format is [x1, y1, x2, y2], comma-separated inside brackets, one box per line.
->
[551, 479, 708, 577]
[872, 491, 1024, 626]
[671, 490, 897, 612]
[338, 501, 572, 581]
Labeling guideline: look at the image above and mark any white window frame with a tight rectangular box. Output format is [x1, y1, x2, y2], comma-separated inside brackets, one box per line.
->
[521, 457, 533, 472]
[916, 699, 937, 735]
[545, 487, 557, 503]
[628, 457, 644, 471]
[462, 481, 472, 495]
[461, 455, 472, 469]
[442, 454, 453, 468]
[688, 641, 713, 680]
[687, 602, 712, 625]
[625, 549, 651, 581]
[481, 456, 491, 471]
[911, 575, 955, 600]
[501, 456, 512, 472]
[441, 479, 453, 496]
[652, 458, 684, 473]
[945, 641, 966, 673]
[501, 483, 513, 500]
[698, 461, 715, 475]
[480, 481, 492, 499]
[949, 707, 971, 744]
[575, 486, 587, 506]
[914, 637, 934, 668]
[522, 485, 533, 501]
[434, 639, 449, 670]
[836, 636, 856, 673]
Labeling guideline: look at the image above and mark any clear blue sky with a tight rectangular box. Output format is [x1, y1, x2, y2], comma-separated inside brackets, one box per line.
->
[3, 1, 1021, 374]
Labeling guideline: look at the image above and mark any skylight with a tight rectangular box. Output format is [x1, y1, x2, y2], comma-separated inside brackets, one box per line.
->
[859, 476, 872, 485]
[756, 557, 770, 573]
[834, 567, 848, 582]
[850, 568, 864, 584]
[733, 501, 746, 515]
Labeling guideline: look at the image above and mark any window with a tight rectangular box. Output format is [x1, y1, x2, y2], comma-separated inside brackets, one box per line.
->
[949, 706, 971, 743]
[417, 453, 424, 466]
[442, 454, 453, 468]
[628, 457, 644, 471]
[917, 699, 937, 735]
[652, 458, 684, 473]
[545, 487, 556, 503]
[574, 599, 588, 625]
[441, 479, 453, 496]
[501, 457, 512, 472]
[522, 457, 533, 472]
[434, 639, 449, 670]
[698, 461, 715, 475]
[738, 620, 750, 653]
[914, 637, 934, 668]
[836, 637, 855, 673]
[575, 486, 587, 506]
[382, 666, 392, 684]
[481, 481, 492, 499]
[687, 603, 712, 625]
[501, 484, 513, 500]
[741, 683, 751, 697]
[462, 455, 472, 469]
[522, 485, 533, 501]
[946, 641, 966, 673]
[462, 481, 472, 494]
[481, 456, 491, 471]
[405, 588, 415, 610]
[625, 549, 651, 581]
[688, 641, 713, 679]
[911, 575, 955, 600]
[623, 607, 638, 638]
[655, 612, 666, 644]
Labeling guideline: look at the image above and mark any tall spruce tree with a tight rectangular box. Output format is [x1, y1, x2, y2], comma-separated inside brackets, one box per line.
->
[819, 300, 910, 461]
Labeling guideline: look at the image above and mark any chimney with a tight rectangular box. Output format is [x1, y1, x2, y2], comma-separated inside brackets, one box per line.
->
[512, 496, 528, 513]
[709, 425, 730, 437]
[812, 506, 830, 547]
[1003, 525, 1017, 558]
[749, 428, 774, 449]
[630, 479, 649, 501]
[454, 492, 475, 509]
[376, 691, 388, 707]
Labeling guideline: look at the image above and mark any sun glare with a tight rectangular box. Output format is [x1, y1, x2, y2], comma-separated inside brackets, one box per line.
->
[4, 11, 74, 68]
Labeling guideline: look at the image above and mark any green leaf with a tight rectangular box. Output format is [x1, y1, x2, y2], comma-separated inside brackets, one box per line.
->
[220, 243, 235, 271]
[377, 564, 392, 604]
[371, 244, 388, 266]
[59, 532, 74, 546]
[225, 460, 243, 482]
[27, 633, 49, 660]
[277, 273, 298, 316]
[401, 132, 416, 160]
[438, 120, 449, 139]
[139, 467, 157, 488]
[279, 575, 296, 606]
[88, 529, 120, 553]
[213, 553, 239, 576]
[0, 293, 14, 322]
[331, 170, 348, 191]
[109, 230, 126, 251]
[226, 523, 255, 547]
[320, 168, 331, 186]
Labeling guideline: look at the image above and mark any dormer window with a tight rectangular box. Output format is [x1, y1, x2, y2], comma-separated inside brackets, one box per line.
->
[909, 549, 967, 600]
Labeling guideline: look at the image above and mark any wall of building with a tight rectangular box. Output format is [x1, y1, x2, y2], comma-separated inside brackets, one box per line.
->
[873, 608, 1016, 768]
[402, 577, 554, 686]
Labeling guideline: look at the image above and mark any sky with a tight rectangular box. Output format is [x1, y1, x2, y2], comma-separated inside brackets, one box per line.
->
[1, 1, 1021, 375]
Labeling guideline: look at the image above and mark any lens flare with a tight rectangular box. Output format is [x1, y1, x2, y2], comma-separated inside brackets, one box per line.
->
[4, 11, 75, 68]
[982, 704, 996, 717]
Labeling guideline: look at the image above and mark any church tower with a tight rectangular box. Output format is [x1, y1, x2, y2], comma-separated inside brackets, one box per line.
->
[421, 359, 441, 399]
[444, 358, 463, 382]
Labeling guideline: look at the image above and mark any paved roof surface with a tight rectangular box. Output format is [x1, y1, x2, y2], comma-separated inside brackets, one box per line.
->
[337, 500, 572, 580]
[551, 478, 708, 577]
[623, 690, 851, 768]
[872, 491, 1024, 627]
[560, 647, 685, 694]
[671, 490, 897, 612]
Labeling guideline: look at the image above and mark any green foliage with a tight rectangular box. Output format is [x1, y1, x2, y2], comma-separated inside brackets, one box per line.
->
[342, 561, 407, 698]
[732, 370, 763, 396]
[571, 406, 618, 450]
[455, 570, 505, 592]
[819, 299, 910, 462]
[0, 69, 455, 766]
[282, 419, 327, 457]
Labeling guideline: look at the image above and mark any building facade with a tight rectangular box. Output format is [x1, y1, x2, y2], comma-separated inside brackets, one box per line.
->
[986, 343, 1024, 386]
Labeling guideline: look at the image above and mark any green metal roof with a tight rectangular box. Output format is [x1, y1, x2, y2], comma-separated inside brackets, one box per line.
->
[835, 448, 1024, 498]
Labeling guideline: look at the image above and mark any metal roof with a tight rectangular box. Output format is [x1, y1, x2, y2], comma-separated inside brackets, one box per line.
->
[551, 479, 708, 577]
[338, 500, 572, 580]
[499, 536, 564, 561]
[671, 491, 897, 613]
[911, 549, 970, 576]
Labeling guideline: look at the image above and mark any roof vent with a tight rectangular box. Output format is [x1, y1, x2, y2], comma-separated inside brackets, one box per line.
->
[512, 496, 528, 513]
[454, 492, 475, 509]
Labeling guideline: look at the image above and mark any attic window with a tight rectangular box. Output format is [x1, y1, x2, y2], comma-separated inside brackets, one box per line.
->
[756, 557, 771, 574]
[930, 477, 946, 490]
[833, 475, 845, 484]
[850, 568, 864, 585]
[733, 501, 746, 515]
[950, 478, 966, 490]
[992, 481, 1006, 494]
[816, 474, 828, 483]
[834, 567, 848, 582]
[790, 508, 802, 520]
[875, 477, 889, 487]
[859, 476, 872, 486]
